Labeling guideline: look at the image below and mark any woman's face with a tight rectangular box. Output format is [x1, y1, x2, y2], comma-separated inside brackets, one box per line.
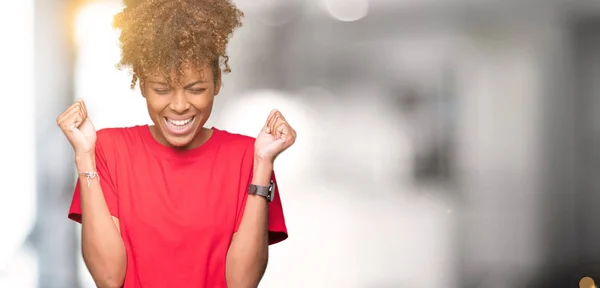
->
[141, 62, 220, 149]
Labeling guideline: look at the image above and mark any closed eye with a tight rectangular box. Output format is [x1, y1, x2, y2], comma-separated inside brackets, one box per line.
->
[153, 89, 171, 95]
[188, 88, 206, 94]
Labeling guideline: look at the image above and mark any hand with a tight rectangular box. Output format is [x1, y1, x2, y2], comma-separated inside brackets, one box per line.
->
[56, 99, 97, 156]
[254, 109, 297, 163]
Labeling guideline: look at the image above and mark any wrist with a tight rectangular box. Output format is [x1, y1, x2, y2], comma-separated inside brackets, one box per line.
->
[75, 153, 96, 172]
[252, 158, 273, 186]
[253, 157, 273, 172]
[253, 153, 274, 163]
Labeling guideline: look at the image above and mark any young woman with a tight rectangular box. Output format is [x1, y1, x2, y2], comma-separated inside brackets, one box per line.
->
[56, 0, 295, 287]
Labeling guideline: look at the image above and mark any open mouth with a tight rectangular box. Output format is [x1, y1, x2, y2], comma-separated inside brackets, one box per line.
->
[164, 116, 195, 135]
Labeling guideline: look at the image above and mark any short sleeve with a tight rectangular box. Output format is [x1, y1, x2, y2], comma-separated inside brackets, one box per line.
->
[234, 149, 288, 245]
[68, 132, 119, 223]
[266, 173, 288, 244]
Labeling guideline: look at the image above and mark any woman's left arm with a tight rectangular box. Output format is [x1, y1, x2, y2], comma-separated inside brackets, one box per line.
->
[225, 159, 273, 288]
[226, 109, 296, 288]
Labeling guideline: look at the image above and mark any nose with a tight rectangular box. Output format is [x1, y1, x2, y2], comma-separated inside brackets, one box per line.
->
[169, 90, 191, 114]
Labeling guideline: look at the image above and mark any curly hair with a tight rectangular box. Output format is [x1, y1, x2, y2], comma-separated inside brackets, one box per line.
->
[113, 0, 244, 88]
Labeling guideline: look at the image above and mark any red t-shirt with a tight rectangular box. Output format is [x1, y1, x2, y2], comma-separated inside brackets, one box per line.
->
[68, 125, 288, 287]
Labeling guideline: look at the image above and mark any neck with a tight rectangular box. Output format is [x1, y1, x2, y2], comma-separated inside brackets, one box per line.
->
[148, 125, 212, 150]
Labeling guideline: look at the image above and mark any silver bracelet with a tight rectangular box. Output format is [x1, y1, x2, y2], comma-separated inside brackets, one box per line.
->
[79, 171, 99, 188]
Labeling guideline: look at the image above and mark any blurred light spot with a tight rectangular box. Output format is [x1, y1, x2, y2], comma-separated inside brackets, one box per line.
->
[580, 277, 596, 288]
[74, 3, 122, 50]
[324, 0, 369, 22]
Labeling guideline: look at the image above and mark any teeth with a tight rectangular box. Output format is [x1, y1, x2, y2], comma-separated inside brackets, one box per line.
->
[167, 118, 193, 126]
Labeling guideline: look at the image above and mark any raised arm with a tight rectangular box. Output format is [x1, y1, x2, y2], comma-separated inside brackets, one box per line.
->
[226, 109, 296, 288]
[58, 99, 126, 288]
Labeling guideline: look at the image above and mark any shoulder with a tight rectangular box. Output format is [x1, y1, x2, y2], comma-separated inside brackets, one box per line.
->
[212, 128, 256, 174]
[96, 125, 145, 150]
[213, 128, 255, 152]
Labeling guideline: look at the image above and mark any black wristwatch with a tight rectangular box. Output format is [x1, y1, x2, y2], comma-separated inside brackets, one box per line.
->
[248, 180, 275, 202]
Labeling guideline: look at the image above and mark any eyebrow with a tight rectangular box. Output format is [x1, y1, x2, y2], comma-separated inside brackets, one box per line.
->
[148, 80, 208, 89]
[183, 80, 208, 89]
[146, 81, 165, 85]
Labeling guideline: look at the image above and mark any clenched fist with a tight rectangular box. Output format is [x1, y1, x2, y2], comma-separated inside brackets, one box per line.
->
[56, 99, 97, 155]
[254, 109, 296, 163]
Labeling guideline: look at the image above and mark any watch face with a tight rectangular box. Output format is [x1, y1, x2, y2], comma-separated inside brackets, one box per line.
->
[268, 180, 275, 201]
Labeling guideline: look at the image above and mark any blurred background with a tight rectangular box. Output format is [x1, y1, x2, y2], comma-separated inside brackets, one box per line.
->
[2, 0, 600, 287]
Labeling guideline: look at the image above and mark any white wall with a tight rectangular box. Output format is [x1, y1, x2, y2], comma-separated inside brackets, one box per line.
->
[0, 0, 37, 287]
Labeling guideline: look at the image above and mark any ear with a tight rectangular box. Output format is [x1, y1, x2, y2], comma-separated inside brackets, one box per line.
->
[139, 80, 147, 98]
[213, 69, 222, 96]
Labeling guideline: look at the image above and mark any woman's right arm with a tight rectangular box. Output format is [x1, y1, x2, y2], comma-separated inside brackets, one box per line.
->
[57, 99, 126, 288]
[77, 153, 127, 288]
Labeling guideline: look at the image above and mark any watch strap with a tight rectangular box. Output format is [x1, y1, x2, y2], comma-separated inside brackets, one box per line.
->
[248, 180, 274, 202]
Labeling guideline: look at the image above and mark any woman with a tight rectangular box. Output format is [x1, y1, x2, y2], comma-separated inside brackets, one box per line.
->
[56, 0, 295, 287]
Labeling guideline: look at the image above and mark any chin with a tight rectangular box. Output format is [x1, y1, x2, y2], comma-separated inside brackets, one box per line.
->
[161, 129, 199, 149]
[159, 116, 204, 148]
